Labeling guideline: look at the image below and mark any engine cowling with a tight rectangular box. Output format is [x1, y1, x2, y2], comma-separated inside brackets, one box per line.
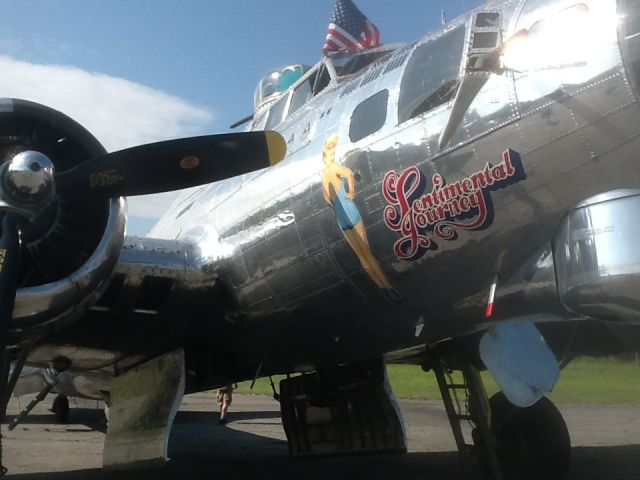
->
[0, 98, 284, 342]
[1, 99, 126, 333]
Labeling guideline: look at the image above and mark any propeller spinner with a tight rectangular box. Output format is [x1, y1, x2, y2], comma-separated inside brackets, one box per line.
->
[0, 151, 56, 219]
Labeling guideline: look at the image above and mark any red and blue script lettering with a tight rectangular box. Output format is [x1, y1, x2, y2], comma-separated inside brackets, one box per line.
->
[382, 149, 525, 260]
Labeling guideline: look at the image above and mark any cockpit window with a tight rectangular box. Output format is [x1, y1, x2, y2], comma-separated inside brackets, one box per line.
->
[349, 90, 388, 142]
[264, 94, 289, 129]
[621, 0, 640, 100]
[333, 49, 395, 76]
[289, 65, 332, 116]
[398, 26, 466, 123]
[254, 65, 309, 110]
[289, 77, 313, 116]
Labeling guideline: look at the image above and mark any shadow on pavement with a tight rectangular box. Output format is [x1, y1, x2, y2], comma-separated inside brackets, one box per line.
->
[7, 416, 640, 480]
[8, 447, 640, 480]
[5, 407, 106, 432]
[175, 409, 281, 423]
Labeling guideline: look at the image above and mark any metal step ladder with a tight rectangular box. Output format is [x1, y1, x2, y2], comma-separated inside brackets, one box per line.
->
[432, 360, 503, 480]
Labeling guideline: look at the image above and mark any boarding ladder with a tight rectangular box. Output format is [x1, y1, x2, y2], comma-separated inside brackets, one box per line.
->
[432, 359, 503, 480]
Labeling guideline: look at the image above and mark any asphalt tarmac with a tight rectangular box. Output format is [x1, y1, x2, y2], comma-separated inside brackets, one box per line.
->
[2, 393, 639, 479]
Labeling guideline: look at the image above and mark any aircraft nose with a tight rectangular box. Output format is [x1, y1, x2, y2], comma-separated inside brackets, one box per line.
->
[620, 0, 640, 96]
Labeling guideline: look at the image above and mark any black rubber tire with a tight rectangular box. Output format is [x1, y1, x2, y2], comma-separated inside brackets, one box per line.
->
[51, 395, 70, 423]
[488, 392, 571, 480]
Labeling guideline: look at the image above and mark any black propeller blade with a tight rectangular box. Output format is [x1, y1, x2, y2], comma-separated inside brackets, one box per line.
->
[54, 130, 286, 198]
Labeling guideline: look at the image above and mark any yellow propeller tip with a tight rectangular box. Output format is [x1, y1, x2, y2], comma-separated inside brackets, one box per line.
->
[265, 131, 287, 165]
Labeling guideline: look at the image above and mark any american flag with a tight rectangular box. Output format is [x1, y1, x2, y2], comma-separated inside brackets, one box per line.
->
[322, 0, 381, 54]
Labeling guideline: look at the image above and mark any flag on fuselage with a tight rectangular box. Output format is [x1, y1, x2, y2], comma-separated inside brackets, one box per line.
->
[322, 0, 381, 54]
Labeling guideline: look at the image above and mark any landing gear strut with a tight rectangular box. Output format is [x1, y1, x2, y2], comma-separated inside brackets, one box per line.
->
[430, 358, 571, 480]
[7, 356, 71, 431]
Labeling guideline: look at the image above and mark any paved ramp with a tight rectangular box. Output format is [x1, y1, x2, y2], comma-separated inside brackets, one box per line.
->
[3, 393, 639, 479]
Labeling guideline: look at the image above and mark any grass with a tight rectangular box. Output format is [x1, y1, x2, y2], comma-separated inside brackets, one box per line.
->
[237, 357, 640, 405]
[548, 357, 640, 405]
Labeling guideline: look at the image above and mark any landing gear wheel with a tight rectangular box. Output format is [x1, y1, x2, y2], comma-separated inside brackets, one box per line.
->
[488, 392, 571, 480]
[50, 395, 70, 423]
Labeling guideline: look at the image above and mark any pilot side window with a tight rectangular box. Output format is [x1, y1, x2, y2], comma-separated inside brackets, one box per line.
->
[289, 65, 332, 116]
[264, 94, 289, 129]
[289, 79, 312, 115]
[398, 26, 466, 124]
[349, 89, 389, 143]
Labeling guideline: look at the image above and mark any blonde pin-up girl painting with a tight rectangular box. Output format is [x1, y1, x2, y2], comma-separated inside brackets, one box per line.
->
[321, 134, 399, 299]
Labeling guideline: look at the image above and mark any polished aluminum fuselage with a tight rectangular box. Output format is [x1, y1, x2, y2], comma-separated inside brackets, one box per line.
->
[148, 0, 640, 374]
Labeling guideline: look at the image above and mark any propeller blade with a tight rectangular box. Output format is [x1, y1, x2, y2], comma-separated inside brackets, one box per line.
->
[0, 214, 20, 350]
[54, 130, 286, 198]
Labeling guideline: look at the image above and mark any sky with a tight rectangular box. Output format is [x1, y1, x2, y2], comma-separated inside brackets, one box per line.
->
[2, 0, 481, 235]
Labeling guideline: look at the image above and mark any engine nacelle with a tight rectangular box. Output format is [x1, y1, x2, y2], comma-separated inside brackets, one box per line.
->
[1, 99, 126, 334]
[554, 189, 640, 323]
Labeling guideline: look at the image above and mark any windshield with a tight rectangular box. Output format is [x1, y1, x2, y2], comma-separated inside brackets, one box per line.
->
[254, 65, 309, 110]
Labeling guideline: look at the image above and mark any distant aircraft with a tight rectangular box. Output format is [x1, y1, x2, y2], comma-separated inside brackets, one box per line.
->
[2, 0, 640, 479]
[9, 365, 107, 424]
